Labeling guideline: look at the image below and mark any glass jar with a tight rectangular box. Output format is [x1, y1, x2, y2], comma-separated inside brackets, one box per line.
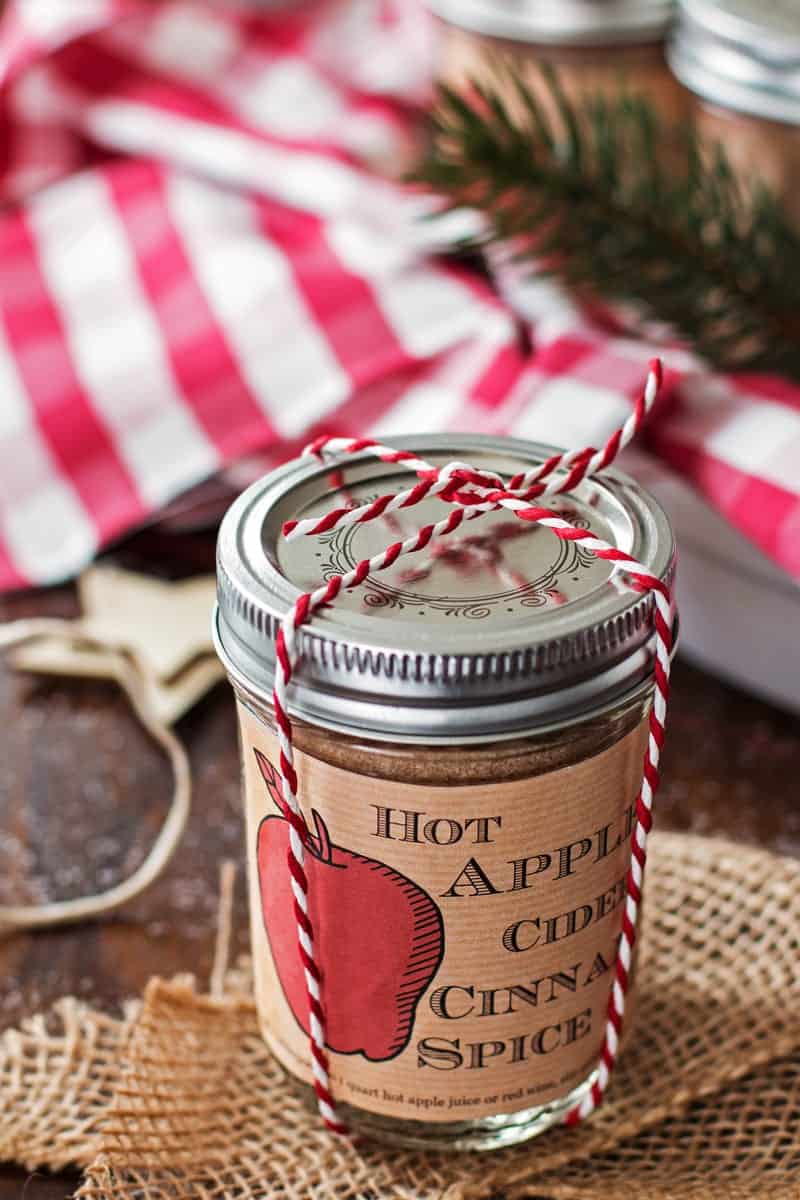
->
[428, 0, 688, 125]
[214, 434, 675, 1151]
[669, 1, 800, 223]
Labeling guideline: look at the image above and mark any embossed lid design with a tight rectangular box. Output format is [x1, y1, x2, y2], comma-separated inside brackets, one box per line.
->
[215, 434, 674, 742]
[427, 1, 675, 46]
[669, 0, 800, 124]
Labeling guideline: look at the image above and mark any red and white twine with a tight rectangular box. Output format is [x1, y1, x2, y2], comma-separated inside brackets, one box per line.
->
[271, 359, 673, 1135]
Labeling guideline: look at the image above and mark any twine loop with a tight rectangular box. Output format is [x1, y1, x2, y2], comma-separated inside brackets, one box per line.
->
[0, 620, 191, 933]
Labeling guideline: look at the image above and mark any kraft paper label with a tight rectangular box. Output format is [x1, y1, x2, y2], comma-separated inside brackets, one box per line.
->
[239, 705, 647, 1122]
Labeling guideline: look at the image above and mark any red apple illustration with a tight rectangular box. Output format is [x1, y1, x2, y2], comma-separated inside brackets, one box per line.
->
[254, 750, 444, 1062]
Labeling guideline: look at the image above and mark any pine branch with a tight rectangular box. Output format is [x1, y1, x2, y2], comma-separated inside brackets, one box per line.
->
[415, 63, 800, 377]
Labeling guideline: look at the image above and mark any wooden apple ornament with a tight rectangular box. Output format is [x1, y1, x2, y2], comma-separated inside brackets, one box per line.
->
[255, 750, 445, 1062]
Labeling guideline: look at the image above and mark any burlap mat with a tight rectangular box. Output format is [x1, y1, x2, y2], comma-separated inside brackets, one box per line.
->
[2, 833, 799, 1198]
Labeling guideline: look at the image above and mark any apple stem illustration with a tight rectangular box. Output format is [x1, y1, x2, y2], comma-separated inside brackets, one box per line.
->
[255, 748, 335, 864]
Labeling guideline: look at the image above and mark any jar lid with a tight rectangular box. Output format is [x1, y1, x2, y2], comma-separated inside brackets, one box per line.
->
[427, 0, 676, 46]
[215, 435, 674, 744]
[669, 0, 800, 124]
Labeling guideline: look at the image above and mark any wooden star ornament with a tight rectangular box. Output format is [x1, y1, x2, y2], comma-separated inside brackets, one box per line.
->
[11, 566, 224, 724]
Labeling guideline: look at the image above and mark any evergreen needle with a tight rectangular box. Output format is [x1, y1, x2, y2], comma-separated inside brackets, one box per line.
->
[415, 64, 800, 377]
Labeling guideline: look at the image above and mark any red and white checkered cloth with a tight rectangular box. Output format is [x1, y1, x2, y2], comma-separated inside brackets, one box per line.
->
[0, 0, 798, 591]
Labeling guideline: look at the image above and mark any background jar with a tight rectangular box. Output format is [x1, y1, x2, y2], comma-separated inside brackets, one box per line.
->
[215, 434, 675, 1151]
[669, 1, 800, 225]
[427, 0, 688, 126]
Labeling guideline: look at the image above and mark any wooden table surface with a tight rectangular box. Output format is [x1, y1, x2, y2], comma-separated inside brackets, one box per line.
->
[1, 564, 799, 1198]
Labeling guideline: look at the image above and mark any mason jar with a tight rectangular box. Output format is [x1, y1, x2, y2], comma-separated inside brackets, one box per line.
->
[214, 434, 675, 1151]
[428, 0, 687, 124]
[669, 0, 800, 223]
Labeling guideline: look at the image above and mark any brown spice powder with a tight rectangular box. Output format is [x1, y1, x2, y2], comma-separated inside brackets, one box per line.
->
[236, 684, 649, 786]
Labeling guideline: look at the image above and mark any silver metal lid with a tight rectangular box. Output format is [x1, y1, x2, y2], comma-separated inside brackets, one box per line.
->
[427, 0, 675, 46]
[215, 435, 674, 744]
[669, 1, 800, 124]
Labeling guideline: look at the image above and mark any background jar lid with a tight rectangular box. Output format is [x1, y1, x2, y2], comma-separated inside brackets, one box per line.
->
[669, 0, 800, 125]
[426, 1, 676, 47]
[215, 435, 675, 744]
